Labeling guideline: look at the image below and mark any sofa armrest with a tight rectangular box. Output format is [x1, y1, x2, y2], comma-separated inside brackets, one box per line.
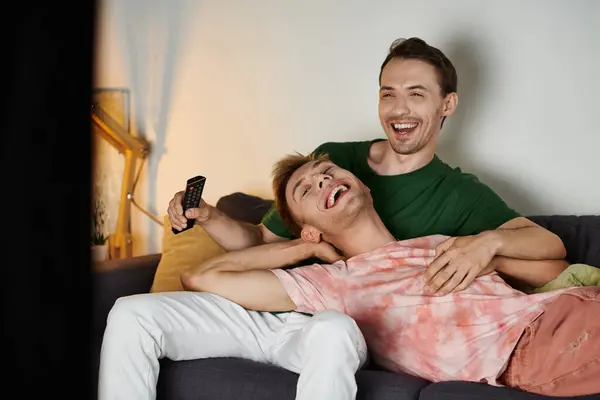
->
[92, 254, 161, 334]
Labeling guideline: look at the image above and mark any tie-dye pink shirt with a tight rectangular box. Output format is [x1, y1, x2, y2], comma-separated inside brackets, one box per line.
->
[270, 234, 573, 385]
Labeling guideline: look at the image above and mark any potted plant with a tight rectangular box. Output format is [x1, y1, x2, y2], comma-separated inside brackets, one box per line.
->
[91, 197, 109, 262]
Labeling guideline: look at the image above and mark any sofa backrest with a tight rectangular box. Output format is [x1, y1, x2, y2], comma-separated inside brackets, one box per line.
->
[216, 193, 600, 268]
[216, 192, 274, 225]
[528, 215, 600, 267]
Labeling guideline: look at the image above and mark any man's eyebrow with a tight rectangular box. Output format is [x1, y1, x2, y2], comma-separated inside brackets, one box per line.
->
[379, 84, 428, 92]
[291, 160, 325, 202]
[407, 84, 428, 91]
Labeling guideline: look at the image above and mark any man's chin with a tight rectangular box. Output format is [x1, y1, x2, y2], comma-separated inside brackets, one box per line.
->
[390, 140, 422, 155]
[332, 196, 364, 219]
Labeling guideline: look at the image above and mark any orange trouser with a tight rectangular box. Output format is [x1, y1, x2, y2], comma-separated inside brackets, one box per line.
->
[500, 287, 600, 397]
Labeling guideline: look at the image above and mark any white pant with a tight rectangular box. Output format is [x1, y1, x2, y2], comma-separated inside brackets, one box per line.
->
[98, 291, 368, 400]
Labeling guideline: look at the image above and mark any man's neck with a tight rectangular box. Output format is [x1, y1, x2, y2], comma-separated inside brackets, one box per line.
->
[369, 140, 436, 176]
[326, 208, 396, 258]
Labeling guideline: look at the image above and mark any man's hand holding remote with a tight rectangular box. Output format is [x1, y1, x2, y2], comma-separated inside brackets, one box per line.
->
[166, 188, 288, 252]
[167, 191, 212, 232]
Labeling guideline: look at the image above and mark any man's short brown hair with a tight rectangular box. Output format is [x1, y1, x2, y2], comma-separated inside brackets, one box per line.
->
[379, 37, 457, 97]
[271, 151, 330, 236]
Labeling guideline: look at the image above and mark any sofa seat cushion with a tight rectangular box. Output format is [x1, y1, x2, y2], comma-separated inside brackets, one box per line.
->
[156, 357, 429, 400]
[420, 381, 600, 400]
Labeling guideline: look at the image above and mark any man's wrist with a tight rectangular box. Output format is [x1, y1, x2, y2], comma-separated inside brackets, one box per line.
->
[195, 204, 217, 227]
[480, 230, 503, 257]
[300, 241, 321, 260]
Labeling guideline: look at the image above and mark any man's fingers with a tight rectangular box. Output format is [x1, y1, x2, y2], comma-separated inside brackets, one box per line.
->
[434, 237, 456, 256]
[185, 207, 205, 220]
[167, 208, 176, 225]
[186, 206, 210, 220]
[174, 203, 184, 217]
[452, 270, 478, 293]
[173, 191, 184, 215]
[167, 209, 184, 231]
[436, 267, 469, 296]
[168, 191, 188, 231]
[172, 207, 187, 225]
[426, 263, 458, 293]
[426, 270, 455, 294]
[169, 191, 210, 231]
[424, 251, 452, 282]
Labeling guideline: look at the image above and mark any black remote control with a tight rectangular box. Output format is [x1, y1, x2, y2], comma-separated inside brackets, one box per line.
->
[172, 175, 206, 235]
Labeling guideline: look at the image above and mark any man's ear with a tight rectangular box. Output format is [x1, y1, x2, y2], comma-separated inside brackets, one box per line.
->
[300, 225, 322, 244]
[442, 92, 458, 117]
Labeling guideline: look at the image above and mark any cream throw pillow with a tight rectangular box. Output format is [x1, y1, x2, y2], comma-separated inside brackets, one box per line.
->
[150, 215, 226, 292]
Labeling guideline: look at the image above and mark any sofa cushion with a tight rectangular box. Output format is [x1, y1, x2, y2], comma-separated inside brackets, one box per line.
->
[150, 193, 273, 293]
[156, 358, 429, 400]
[150, 216, 226, 292]
[216, 192, 274, 225]
[420, 381, 600, 400]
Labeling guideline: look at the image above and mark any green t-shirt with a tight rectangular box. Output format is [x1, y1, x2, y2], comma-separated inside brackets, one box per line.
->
[262, 139, 520, 240]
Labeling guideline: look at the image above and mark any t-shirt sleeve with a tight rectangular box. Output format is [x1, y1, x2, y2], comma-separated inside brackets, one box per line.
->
[261, 204, 295, 239]
[270, 262, 346, 315]
[313, 141, 354, 169]
[455, 176, 521, 236]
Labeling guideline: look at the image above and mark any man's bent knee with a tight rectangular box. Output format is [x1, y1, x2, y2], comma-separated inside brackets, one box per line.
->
[105, 293, 158, 329]
[312, 310, 360, 333]
[308, 310, 368, 363]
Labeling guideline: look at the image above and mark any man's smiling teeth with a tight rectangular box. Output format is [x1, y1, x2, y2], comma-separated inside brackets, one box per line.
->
[328, 185, 349, 208]
[393, 123, 418, 130]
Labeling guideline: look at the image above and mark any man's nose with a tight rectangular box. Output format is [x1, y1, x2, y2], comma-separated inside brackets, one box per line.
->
[315, 174, 331, 189]
[393, 97, 410, 115]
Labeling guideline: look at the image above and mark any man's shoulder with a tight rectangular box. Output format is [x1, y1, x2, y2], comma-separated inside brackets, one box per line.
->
[435, 157, 497, 190]
[433, 157, 521, 232]
[311, 139, 384, 171]
[313, 139, 381, 159]
[437, 163, 510, 207]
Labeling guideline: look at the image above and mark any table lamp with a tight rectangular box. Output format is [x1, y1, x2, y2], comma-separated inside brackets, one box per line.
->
[91, 102, 153, 259]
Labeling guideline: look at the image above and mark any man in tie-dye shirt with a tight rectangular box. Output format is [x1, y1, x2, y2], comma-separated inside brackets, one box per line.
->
[190, 153, 600, 397]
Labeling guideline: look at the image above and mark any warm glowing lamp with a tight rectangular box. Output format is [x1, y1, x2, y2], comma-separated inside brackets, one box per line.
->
[91, 103, 150, 259]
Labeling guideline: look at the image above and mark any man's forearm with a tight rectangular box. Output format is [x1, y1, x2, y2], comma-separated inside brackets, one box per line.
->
[485, 224, 566, 261]
[181, 239, 316, 292]
[204, 239, 315, 273]
[180, 239, 303, 311]
[492, 256, 568, 288]
[198, 205, 268, 251]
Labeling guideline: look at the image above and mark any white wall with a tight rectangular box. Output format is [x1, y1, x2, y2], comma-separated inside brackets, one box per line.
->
[93, 0, 600, 256]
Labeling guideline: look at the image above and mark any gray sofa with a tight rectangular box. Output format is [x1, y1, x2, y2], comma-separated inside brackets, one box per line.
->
[92, 192, 600, 400]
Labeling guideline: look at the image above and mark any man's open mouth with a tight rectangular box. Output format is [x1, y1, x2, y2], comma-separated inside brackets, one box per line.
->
[325, 183, 349, 209]
[391, 122, 418, 135]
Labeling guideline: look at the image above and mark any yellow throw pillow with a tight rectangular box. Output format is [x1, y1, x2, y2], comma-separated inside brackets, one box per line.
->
[150, 215, 226, 292]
